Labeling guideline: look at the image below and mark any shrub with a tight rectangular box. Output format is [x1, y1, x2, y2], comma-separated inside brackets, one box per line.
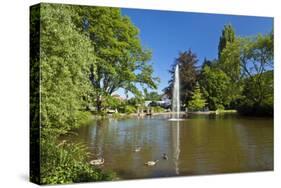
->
[40, 139, 115, 184]
[124, 105, 137, 114]
[152, 106, 165, 113]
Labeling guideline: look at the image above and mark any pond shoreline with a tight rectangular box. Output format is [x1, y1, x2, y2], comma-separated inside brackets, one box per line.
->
[90, 110, 238, 120]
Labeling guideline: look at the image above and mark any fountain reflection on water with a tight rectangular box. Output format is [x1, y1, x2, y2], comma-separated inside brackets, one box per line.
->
[173, 121, 180, 174]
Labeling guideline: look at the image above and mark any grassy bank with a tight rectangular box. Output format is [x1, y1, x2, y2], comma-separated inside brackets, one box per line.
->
[40, 112, 117, 184]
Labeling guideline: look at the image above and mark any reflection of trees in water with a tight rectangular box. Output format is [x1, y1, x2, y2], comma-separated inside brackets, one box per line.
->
[70, 117, 272, 178]
[233, 121, 273, 170]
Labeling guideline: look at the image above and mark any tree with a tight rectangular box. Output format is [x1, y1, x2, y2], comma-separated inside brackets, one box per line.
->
[239, 71, 273, 115]
[143, 88, 161, 101]
[219, 39, 241, 82]
[218, 39, 243, 105]
[199, 63, 232, 110]
[216, 25, 243, 108]
[237, 33, 273, 115]
[240, 33, 273, 80]
[164, 50, 198, 104]
[77, 7, 158, 112]
[188, 83, 206, 111]
[40, 4, 95, 137]
[218, 24, 235, 59]
[36, 4, 114, 184]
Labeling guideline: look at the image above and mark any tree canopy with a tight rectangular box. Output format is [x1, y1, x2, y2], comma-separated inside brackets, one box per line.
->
[164, 50, 198, 104]
[200, 63, 232, 110]
[78, 7, 158, 111]
[31, 4, 160, 184]
[40, 4, 95, 137]
[165, 26, 273, 115]
[218, 24, 235, 59]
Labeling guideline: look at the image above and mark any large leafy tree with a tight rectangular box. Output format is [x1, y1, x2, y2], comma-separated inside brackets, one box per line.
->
[237, 33, 273, 115]
[40, 4, 95, 136]
[239, 33, 273, 80]
[77, 7, 158, 112]
[37, 4, 112, 184]
[200, 63, 232, 110]
[164, 50, 198, 104]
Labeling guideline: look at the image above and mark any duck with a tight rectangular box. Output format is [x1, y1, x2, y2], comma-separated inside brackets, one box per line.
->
[162, 153, 168, 160]
[90, 158, 104, 166]
[145, 160, 159, 166]
[134, 146, 141, 152]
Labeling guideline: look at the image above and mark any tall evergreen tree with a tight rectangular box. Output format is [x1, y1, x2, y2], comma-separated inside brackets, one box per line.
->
[188, 83, 206, 111]
[217, 24, 242, 107]
[218, 24, 235, 59]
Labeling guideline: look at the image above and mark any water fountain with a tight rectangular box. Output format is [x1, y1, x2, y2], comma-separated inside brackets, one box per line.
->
[169, 64, 182, 121]
[169, 64, 182, 174]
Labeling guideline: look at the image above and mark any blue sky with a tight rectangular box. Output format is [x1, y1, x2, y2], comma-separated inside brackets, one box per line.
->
[118, 8, 273, 97]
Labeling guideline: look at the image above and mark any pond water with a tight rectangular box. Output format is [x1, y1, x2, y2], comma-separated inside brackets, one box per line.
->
[67, 114, 273, 179]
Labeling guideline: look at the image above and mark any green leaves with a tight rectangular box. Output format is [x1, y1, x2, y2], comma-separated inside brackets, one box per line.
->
[200, 64, 232, 110]
[237, 33, 273, 115]
[78, 6, 158, 111]
[218, 24, 236, 59]
[40, 139, 114, 184]
[188, 83, 207, 111]
[164, 50, 198, 103]
[204, 28, 273, 114]
[40, 4, 95, 136]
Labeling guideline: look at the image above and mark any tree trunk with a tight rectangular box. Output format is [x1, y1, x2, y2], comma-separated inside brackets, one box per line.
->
[96, 95, 102, 113]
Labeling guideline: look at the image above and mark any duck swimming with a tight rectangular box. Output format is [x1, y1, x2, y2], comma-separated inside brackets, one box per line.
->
[90, 158, 104, 166]
[162, 153, 168, 160]
[134, 146, 141, 152]
[145, 160, 159, 166]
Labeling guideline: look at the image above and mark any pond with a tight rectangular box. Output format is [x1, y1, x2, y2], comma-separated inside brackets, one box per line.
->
[67, 114, 273, 179]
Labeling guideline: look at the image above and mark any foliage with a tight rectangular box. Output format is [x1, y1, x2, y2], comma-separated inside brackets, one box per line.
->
[235, 33, 273, 115]
[199, 26, 273, 115]
[199, 64, 232, 110]
[103, 95, 125, 112]
[218, 24, 235, 59]
[124, 105, 137, 114]
[40, 4, 95, 137]
[127, 96, 145, 107]
[239, 33, 273, 79]
[164, 50, 198, 103]
[34, 4, 119, 183]
[30, 5, 41, 183]
[40, 140, 115, 184]
[237, 70, 273, 116]
[77, 7, 159, 112]
[151, 106, 165, 113]
[188, 83, 207, 111]
[219, 39, 241, 82]
[143, 88, 162, 101]
[217, 25, 243, 108]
